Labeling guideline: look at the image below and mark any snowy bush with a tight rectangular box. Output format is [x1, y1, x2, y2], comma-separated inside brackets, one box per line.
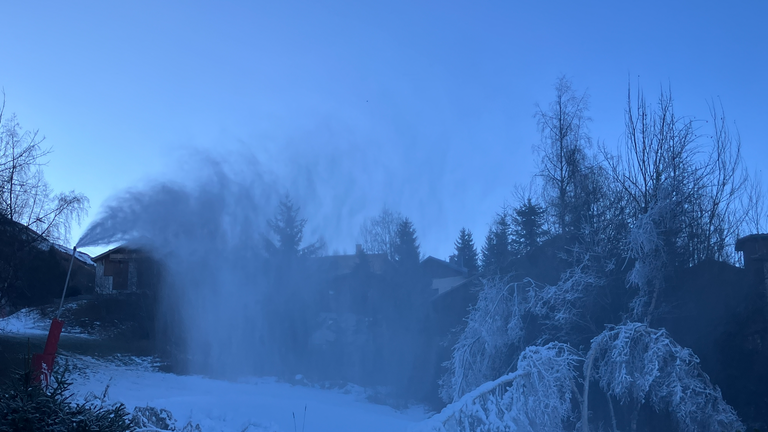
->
[441, 262, 601, 405]
[625, 202, 670, 321]
[425, 343, 580, 432]
[131, 405, 203, 432]
[527, 254, 602, 335]
[440, 276, 533, 403]
[131, 406, 176, 431]
[587, 322, 744, 432]
[510, 343, 581, 432]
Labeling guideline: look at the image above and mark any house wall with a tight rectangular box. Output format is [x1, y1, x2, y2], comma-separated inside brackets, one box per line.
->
[95, 261, 113, 294]
[94, 249, 163, 295]
[128, 260, 138, 292]
[104, 256, 131, 291]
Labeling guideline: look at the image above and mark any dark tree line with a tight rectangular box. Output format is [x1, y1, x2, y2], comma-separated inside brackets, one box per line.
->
[257, 200, 435, 401]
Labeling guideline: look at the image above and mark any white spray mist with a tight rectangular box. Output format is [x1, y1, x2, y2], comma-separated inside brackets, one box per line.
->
[78, 155, 283, 377]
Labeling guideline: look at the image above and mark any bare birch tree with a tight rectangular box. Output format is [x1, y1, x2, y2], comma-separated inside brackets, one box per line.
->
[357, 206, 403, 260]
[744, 169, 768, 235]
[535, 76, 593, 235]
[0, 94, 89, 307]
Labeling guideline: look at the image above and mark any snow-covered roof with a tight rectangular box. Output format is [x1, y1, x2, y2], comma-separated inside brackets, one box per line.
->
[431, 275, 470, 295]
[90, 244, 152, 262]
[53, 244, 95, 266]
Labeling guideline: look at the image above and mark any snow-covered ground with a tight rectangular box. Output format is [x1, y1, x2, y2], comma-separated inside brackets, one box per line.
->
[0, 307, 52, 335]
[0, 305, 94, 337]
[2, 307, 435, 431]
[66, 355, 430, 432]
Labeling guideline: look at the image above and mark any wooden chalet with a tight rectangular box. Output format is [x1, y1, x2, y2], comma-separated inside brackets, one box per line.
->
[92, 245, 162, 294]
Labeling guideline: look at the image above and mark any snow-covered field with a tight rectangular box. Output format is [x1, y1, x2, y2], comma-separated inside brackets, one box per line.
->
[0, 304, 98, 338]
[65, 355, 428, 432]
[0, 307, 51, 335]
[2, 308, 433, 431]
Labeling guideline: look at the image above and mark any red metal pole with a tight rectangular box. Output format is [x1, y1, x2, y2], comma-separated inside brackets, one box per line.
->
[33, 246, 77, 385]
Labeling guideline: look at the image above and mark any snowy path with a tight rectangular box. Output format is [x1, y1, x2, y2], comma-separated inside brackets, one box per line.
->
[67, 356, 429, 432]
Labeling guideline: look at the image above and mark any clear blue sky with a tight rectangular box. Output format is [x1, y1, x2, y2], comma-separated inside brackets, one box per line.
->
[1, 1, 766, 259]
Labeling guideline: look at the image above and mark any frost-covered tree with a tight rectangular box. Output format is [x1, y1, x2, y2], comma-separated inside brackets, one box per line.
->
[429, 80, 752, 432]
[429, 343, 581, 432]
[604, 86, 746, 267]
[625, 199, 672, 323]
[527, 252, 603, 337]
[440, 276, 534, 403]
[584, 323, 743, 432]
[442, 257, 604, 405]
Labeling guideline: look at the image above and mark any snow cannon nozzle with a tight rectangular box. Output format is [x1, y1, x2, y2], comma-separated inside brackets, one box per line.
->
[56, 246, 78, 320]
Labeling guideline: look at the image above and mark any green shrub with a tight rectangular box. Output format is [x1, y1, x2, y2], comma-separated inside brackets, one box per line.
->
[0, 361, 134, 432]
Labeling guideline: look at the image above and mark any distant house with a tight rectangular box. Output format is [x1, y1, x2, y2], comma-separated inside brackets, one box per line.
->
[420, 256, 474, 297]
[422, 256, 479, 336]
[312, 244, 391, 278]
[0, 217, 96, 313]
[735, 233, 768, 300]
[311, 245, 391, 315]
[49, 245, 96, 296]
[315, 250, 474, 301]
[736, 234, 768, 272]
[92, 245, 162, 294]
[312, 249, 479, 322]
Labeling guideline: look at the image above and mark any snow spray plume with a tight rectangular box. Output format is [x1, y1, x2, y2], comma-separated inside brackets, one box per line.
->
[77, 156, 281, 377]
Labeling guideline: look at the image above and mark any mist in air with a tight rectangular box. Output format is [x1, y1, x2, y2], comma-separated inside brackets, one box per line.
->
[77, 153, 287, 377]
[75, 147, 429, 389]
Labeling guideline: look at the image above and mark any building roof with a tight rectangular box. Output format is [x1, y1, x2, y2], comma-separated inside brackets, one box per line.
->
[0, 215, 94, 265]
[91, 245, 147, 262]
[53, 244, 94, 266]
[420, 256, 468, 278]
[735, 233, 768, 252]
[431, 275, 470, 296]
[429, 274, 479, 301]
[312, 252, 391, 276]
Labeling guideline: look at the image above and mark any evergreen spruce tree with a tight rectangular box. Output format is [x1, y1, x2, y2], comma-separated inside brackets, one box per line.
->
[480, 211, 513, 275]
[266, 195, 306, 258]
[449, 228, 479, 275]
[393, 217, 421, 269]
[510, 198, 549, 256]
[381, 217, 432, 397]
[265, 195, 324, 260]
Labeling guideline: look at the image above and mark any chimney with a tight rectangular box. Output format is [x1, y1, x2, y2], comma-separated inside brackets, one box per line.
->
[356, 244, 363, 254]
